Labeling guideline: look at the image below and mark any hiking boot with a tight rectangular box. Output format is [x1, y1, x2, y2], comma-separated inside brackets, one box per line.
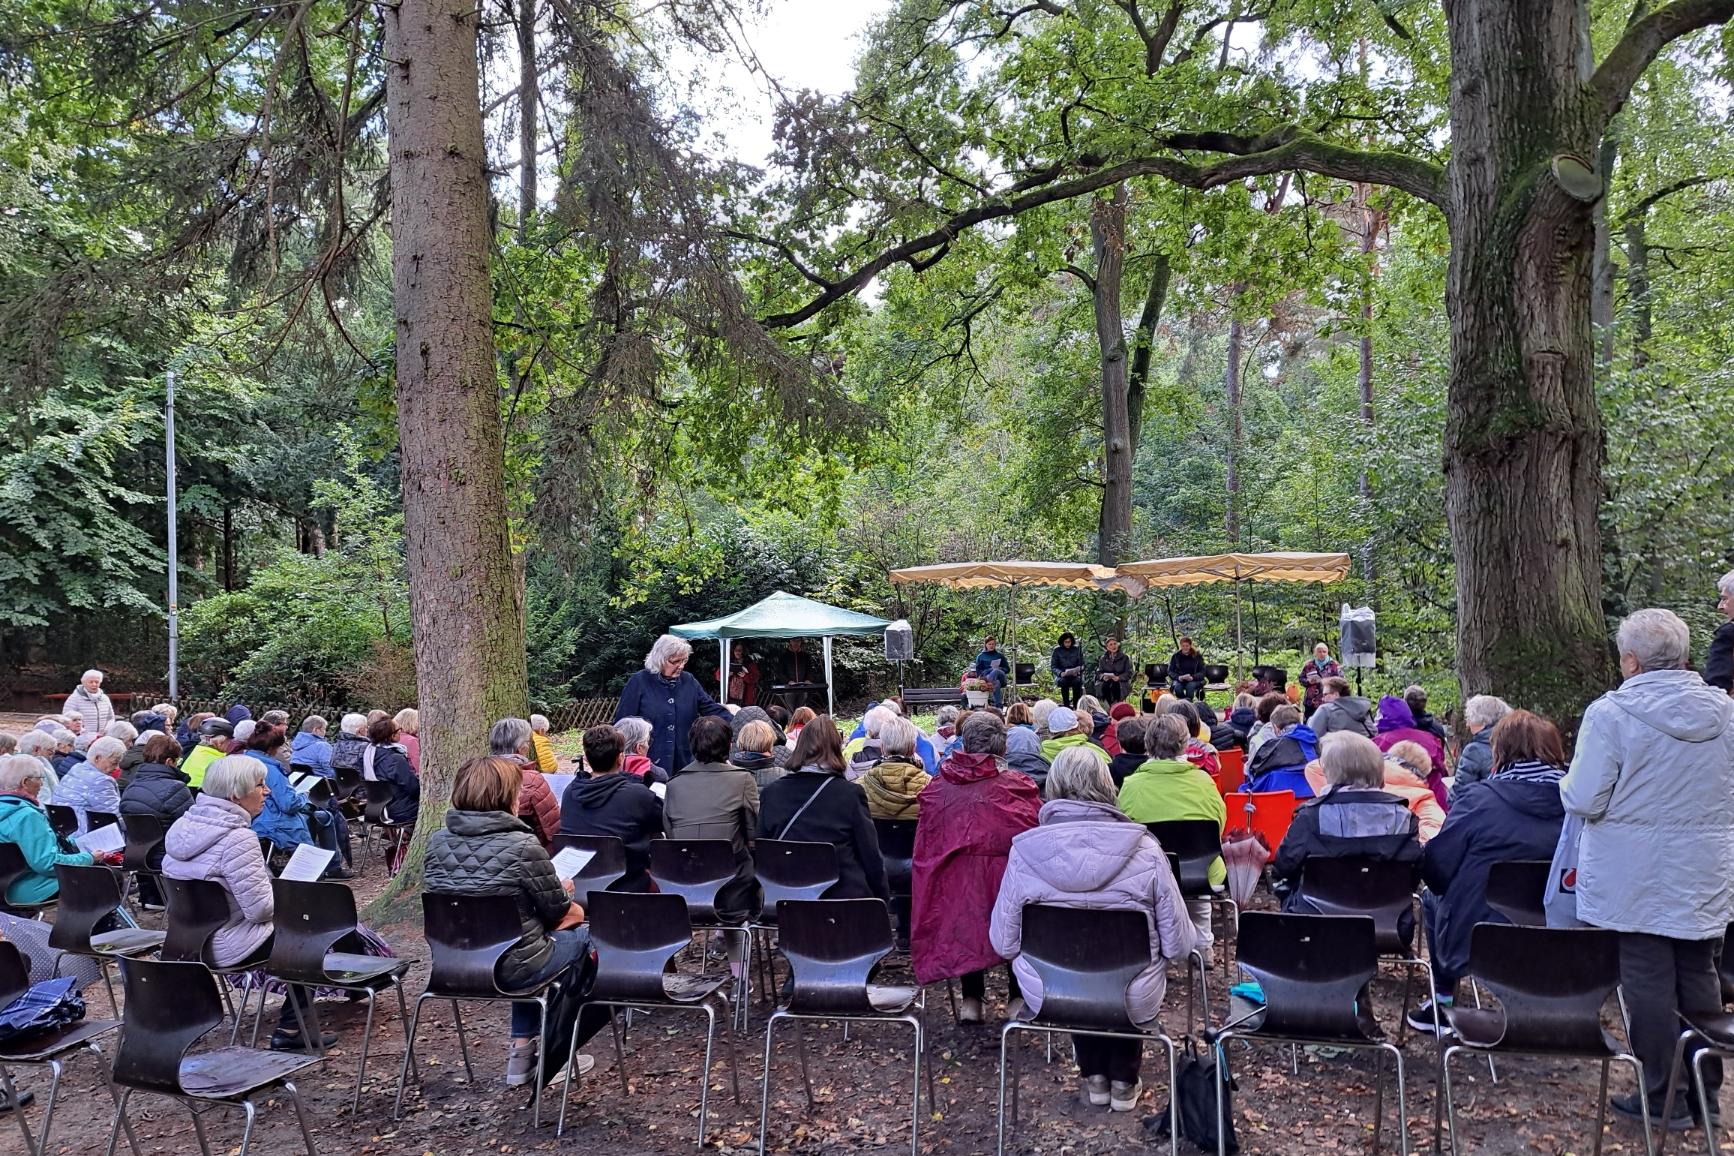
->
[1610, 1092, 1693, 1131]
[1081, 1075, 1110, 1107]
[958, 997, 984, 1025]
[1110, 1079, 1143, 1112]
[269, 1029, 337, 1052]
[1406, 998, 1451, 1035]
[507, 1038, 539, 1087]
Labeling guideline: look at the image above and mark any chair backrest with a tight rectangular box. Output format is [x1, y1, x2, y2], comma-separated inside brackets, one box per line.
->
[422, 891, 529, 997]
[1217, 747, 1245, 782]
[1236, 911, 1381, 1041]
[1017, 904, 1152, 1031]
[1483, 860, 1550, 927]
[1465, 922, 1623, 1054]
[1223, 791, 1298, 851]
[550, 834, 629, 907]
[755, 840, 839, 917]
[647, 839, 737, 923]
[1145, 662, 1170, 685]
[1145, 820, 1223, 898]
[0, 941, 28, 1009]
[0, 843, 36, 910]
[1298, 856, 1418, 956]
[111, 958, 225, 1095]
[88, 811, 121, 835]
[160, 876, 241, 964]
[1204, 664, 1231, 684]
[587, 890, 698, 1004]
[121, 813, 167, 874]
[335, 765, 364, 798]
[873, 818, 918, 898]
[777, 898, 896, 1017]
[268, 879, 361, 984]
[49, 863, 128, 953]
[45, 804, 79, 840]
[1722, 923, 1734, 1006]
[1014, 662, 1036, 685]
[364, 779, 394, 821]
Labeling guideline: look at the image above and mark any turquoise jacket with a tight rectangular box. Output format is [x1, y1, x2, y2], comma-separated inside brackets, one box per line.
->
[0, 793, 95, 904]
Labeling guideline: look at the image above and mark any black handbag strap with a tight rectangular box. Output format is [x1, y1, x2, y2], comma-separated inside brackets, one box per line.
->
[777, 775, 834, 840]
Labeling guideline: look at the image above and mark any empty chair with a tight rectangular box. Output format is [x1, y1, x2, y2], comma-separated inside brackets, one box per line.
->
[749, 839, 838, 999]
[759, 898, 926, 1156]
[587, 891, 741, 1146]
[265, 879, 415, 1112]
[1216, 912, 1409, 1156]
[1148, 819, 1235, 1028]
[1439, 923, 1646, 1156]
[1482, 860, 1551, 928]
[49, 864, 165, 1014]
[104, 957, 320, 1156]
[549, 834, 628, 908]
[0, 941, 139, 1156]
[1223, 791, 1298, 855]
[1297, 856, 1432, 1036]
[44, 805, 79, 841]
[0, 843, 56, 918]
[995, 904, 1179, 1156]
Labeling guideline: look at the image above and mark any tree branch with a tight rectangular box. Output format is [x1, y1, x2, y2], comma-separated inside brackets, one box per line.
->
[1591, 0, 1734, 125]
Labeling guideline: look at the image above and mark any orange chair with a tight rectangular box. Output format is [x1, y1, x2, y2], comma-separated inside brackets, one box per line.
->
[1223, 791, 1299, 863]
[1215, 748, 1246, 795]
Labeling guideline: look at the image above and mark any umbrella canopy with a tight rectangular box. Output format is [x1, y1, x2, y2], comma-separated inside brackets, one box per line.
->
[888, 560, 1145, 596]
[670, 590, 891, 640]
[1116, 551, 1351, 587]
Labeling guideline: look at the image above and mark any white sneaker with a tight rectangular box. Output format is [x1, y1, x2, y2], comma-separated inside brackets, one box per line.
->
[548, 1054, 596, 1086]
[1082, 1075, 1110, 1107]
[1110, 1079, 1143, 1112]
[958, 996, 985, 1025]
[506, 1039, 538, 1087]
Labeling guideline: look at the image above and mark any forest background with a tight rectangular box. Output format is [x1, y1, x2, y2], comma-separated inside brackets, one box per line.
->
[3, 0, 1731, 724]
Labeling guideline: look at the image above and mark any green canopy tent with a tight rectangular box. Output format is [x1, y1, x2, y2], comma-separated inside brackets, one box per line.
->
[670, 590, 892, 716]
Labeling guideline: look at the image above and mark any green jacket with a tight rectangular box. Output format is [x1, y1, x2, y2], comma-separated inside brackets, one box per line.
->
[0, 793, 94, 904]
[182, 743, 224, 789]
[1116, 758, 1228, 887]
[1039, 732, 1110, 766]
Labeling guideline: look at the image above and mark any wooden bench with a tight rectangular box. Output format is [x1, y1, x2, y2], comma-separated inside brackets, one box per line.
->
[899, 687, 962, 710]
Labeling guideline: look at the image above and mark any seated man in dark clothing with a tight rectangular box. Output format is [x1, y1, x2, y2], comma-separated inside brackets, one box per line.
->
[560, 724, 663, 888]
[1169, 637, 1206, 701]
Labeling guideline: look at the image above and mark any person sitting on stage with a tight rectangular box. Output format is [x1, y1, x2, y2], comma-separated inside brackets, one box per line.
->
[1168, 637, 1207, 701]
[1051, 633, 1086, 709]
[1244, 705, 1319, 797]
[972, 637, 1010, 707]
[1096, 637, 1132, 705]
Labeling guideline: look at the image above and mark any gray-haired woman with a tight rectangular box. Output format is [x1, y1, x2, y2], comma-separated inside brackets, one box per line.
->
[1706, 569, 1734, 693]
[613, 633, 729, 772]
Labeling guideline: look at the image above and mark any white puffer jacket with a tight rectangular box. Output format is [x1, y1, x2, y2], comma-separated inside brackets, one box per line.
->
[1562, 669, 1734, 940]
[162, 795, 275, 966]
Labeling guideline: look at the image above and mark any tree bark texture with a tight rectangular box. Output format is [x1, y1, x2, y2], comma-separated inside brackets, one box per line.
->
[1126, 254, 1171, 456]
[1091, 184, 1134, 566]
[377, 0, 529, 917]
[1442, 0, 1612, 721]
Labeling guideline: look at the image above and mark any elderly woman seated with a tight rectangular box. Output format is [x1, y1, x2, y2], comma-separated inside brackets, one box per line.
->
[425, 755, 599, 1086]
[161, 755, 335, 1051]
[54, 735, 125, 834]
[861, 717, 932, 822]
[0, 754, 118, 906]
[990, 746, 1197, 1112]
[13, 731, 61, 804]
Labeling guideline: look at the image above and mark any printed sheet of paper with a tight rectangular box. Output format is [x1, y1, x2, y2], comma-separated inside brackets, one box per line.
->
[649, 781, 667, 799]
[544, 774, 575, 800]
[551, 847, 596, 882]
[279, 843, 337, 882]
[76, 823, 125, 855]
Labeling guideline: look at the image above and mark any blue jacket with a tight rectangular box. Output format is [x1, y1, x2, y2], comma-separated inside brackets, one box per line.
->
[1422, 773, 1565, 983]
[615, 668, 729, 772]
[249, 752, 314, 850]
[290, 731, 335, 777]
[847, 703, 939, 773]
[1245, 724, 1319, 798]
[973, 649, 1009, 684]
[0, 794, 93, 904]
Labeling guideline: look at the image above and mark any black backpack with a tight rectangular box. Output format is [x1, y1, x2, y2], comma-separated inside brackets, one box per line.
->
[1145, 1036, 1238, 1153]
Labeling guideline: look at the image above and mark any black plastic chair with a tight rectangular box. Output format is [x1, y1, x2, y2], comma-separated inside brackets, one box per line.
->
[873, 818, 917, 950]
[1439, 923, 1645, 1156]
[550, 833, 628, 908]
[1483, 860, 1551, 927]
[1148, 819, 1234, 1029]
[1204, 663, 1231, 685]
[87, 811, 121, 837]
[362, 781, 409, 871]
[44, 805, 79, 841]
[996, 904, 1179, 1156]
[0, 941, 139, 1156]
[48, 864, 165, 1014]
[103, 957, 320, 1156]
[587, 890, 741, 1146]
[160, 876, 270, 1041]
[749, 840, 838, 1002]
[1299, 855, 1433, 1039]
[1145, 662, 1171, 686]
[119, 813, 166, 908]
[266, 880, 416, 1112]
[758, 898, 927, 1156]
[649, 839, 754, 1028]
[0, 843, 56, 918]
[1217, 912, 1409, 1156]
[393, 892, 581, 1129]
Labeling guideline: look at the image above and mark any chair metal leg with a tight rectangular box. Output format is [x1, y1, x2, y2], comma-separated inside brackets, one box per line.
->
[99, 961, 120, 1017]
[450, 1000, 473, 1081]
[1595, 1058, 1611, 1156]
[350, 989, 379, 1113]
[236, 1098, 258, 1156]
[995, 1024, 1014, 1156]
[1468, 979, 1498, 1082]
[1373, 1041, 1387, 1156]
[92, 1045, 143, 1156]
[392, 993, 429, 1120]
[1662, 1030, 1694, 1156]
[1386, 1041, 1409, 1156]
[793, 1021, 815, 1106]
[909, 1017, 922, 1156]
[723, 997, 743, 1103]
[285, 1079, 319, 1156]
[610, 1008, 630, 1096]
[1161, 1034, 1179, 1156]
[1215, 1034, 1233, 1156]
[532, 995, 550, 1128]
[188, 1102, 214, 1156]
[101, 1087, 132, 1156]
[758, 1013, 779, 1156]
[697, 1002, 716, 1146]
[1, 1064, 34, 1156]
[1617, 1054, 1655, 1156]
[393, 982, 420, 1084]
[1690, 1046, 1717, 1156]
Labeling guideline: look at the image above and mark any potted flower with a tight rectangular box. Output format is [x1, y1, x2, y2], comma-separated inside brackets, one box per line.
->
[961, 676, 992, 706]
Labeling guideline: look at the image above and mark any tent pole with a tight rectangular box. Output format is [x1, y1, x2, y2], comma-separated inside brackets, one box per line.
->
[1234, 581, 1244, 680]
[720, 640, 730, 706]
[823, 636, 834, 716]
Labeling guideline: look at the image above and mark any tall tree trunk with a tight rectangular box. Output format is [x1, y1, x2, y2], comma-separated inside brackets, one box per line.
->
[1623, 214, 1652, 370]
[1126, 254, 1171, 455]
[1442, 0, 1612, 723]
[517, 0, 536, 239]
[1091, 184, 1133, 566]
[377, 0, 529, 917]
[1224, 307, 1243, 546]
[1592, 132, 1620, 369]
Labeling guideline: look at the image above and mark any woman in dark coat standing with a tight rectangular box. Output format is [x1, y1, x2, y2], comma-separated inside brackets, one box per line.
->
[615, 634, 731, 773]
[757, 716, 887, 902]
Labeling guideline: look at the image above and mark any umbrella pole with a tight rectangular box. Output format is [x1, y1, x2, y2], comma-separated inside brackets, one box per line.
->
[823, 635, 834, 716]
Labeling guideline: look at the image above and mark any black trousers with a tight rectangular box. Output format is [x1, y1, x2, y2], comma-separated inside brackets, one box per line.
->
[959, 965, 1022, 1002]
[1618, 931, 1724, 1108]
[1057, 677, 1082, 707]
[1072, 1034, 1142, 1082]
[1098, 678, 1126, 705]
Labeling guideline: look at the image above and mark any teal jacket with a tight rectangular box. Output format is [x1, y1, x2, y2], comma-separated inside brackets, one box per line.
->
[0, 793, 95, 904]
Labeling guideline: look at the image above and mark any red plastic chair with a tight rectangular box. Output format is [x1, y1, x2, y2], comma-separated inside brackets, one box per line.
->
[1214, 749, 1245, 796]
[1223, 791, 1299, 863]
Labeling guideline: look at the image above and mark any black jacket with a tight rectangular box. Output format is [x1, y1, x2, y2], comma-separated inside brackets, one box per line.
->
[1051, 644, 1086, 682]
[1421, 773, 1564, 983]
[1273, 788, 1420, 906]
[560, 773, 664, 887]
[423, 809, 571, 990]
[1169, 650, 1206, 682]
[1097, 649, 1132, 685]
[757, 769, 888, 901]
[369, 743, 420, 827]
[1412, 710, 1448, 743]
[331, 732, 368, 773]
[120, 762, 195, 869]
[1107, 751, 1145, 789]
[1707, 621, 1734, 692]
[1225, 707, 1257, 751]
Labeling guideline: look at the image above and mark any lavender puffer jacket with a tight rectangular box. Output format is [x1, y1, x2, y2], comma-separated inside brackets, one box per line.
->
[162, 794, 276, 966]
[990, 797, 1198, 1024]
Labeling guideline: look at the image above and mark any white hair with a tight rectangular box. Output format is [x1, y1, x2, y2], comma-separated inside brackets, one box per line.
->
[1720, 570, 1734, 598]
[615, 716, 652, 753]
[881, 716, 920, 758]
[644, 634, 694, 673]
[1463, 694, 1512, 732]
[0, 754, 44, 793]
[0, 734, 14, 756]
[51, 728, 76, 746]
[863, 706, 893, 739]
[1045, 747, 1119, 806]
[530, 714, 550, 734]
[1320, 731, 1388, 788]
[880, 700, 903, 717]
[300, 714, 329, 735]
[340, 712, 367, 736]
[935, 705, 959, 726]
[203, 755, 266, 802]
[81, 669, 104, 683]
[87, 736, 127, 764]
[1617, 608, 1692, 673]
[16, 731, 54, 757]
[490, 717, 533, 756]
[105, 721, 137, 743]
